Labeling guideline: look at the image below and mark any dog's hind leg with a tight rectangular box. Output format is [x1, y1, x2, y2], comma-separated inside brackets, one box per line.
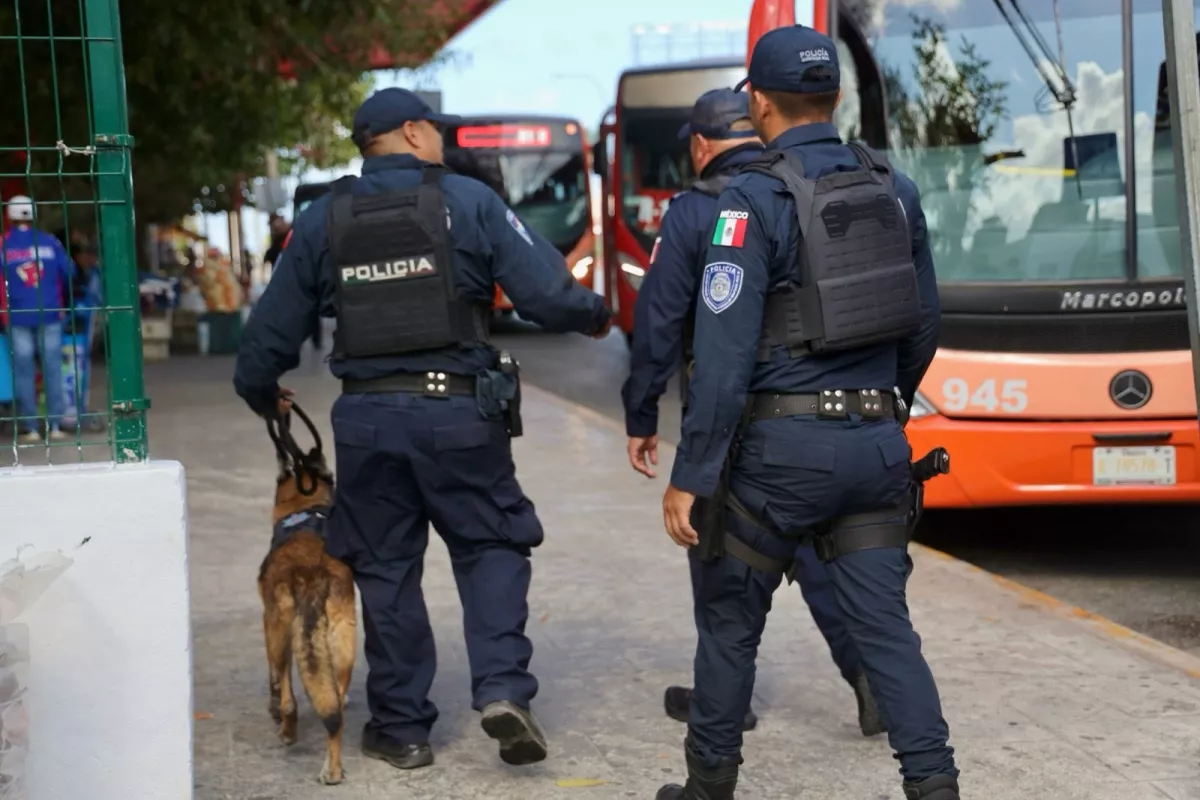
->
[266, 590, 298, 745]
[329, 582, 357, 711]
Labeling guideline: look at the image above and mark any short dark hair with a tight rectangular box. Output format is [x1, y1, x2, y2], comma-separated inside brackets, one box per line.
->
[759, 67, 840, 121]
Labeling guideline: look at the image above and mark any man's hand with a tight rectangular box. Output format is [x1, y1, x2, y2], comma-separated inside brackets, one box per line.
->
[275, 387, 295, 418]
[590, 315, 613, 340]
[662, 484, 698, 548]
[627, 435, 659, 478]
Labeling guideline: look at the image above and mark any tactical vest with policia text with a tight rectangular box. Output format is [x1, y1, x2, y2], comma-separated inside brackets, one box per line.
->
[741, 142, 921, 360]
[327, 166, 490, 359]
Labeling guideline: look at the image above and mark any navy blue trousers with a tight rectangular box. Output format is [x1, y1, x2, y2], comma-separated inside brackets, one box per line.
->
[326, 392, 541, 746]
[687, 416, 958, 782]
[688, 539, 864, 685]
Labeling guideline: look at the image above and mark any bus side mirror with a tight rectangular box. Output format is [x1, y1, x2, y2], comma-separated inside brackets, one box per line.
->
[591, 140, 607, 176]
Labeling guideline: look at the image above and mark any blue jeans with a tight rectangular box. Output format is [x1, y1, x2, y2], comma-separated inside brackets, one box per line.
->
[11, 323, 65, 432]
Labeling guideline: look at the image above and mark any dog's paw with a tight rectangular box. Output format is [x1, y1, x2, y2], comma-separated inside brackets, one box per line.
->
[319, 764, 344, 785]
[277, 728, 298, 746]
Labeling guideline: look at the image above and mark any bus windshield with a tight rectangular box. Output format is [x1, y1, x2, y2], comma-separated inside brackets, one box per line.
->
[853, 0, 1197, 283]
[445, 149, 589, 252]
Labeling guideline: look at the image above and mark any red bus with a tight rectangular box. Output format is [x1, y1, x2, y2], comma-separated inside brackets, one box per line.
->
[591, 59, 747, 344]
[442, 115, 596, 314]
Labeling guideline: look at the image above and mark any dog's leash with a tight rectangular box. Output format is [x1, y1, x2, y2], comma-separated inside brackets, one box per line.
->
[266, 400, 324, 496]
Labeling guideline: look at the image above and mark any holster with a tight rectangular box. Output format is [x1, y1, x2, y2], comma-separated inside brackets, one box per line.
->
[499, 351, 523, 438]
[692, 398, 756, 563]
[475, 351, 523, 438]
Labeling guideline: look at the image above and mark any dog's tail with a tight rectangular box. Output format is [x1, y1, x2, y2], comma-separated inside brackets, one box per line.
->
[290, 569, 343, 737]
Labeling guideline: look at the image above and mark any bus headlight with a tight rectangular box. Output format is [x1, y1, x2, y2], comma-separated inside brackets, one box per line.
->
[571, 256, 593, 280]
[620, 253, 645, 290]
[907, 390, 937, 419]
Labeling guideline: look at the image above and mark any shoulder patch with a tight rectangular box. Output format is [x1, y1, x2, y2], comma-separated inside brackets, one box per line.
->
[701, 262, 744, 314]
[282, 229, 293, 249]
[649, 237, 662, 265]
[711, 209, 750, 248]
[506, 209, 533, 246]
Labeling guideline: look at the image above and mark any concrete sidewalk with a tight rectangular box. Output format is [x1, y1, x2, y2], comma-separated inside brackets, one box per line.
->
[150, 356, 1200, 799]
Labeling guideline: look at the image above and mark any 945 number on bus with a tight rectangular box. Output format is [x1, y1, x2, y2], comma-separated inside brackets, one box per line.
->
[940, 378, 1029, 413]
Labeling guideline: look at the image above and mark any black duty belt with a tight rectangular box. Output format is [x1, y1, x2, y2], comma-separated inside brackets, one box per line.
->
[748, 389, 896, 422]
[342, 372, 476, 398]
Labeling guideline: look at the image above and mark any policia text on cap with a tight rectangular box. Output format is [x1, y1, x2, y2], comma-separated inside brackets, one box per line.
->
[655, 25, 958, 800]
[233, 87, 612, 771]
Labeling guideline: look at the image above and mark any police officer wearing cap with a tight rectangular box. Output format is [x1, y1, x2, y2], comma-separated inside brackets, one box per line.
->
[234, 88, 611, 771]
[656, 26, 958, 800]
[622, 88, 883, 741]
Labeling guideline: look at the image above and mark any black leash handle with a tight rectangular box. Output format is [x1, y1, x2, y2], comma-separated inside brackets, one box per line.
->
[265, 399, 324, 496]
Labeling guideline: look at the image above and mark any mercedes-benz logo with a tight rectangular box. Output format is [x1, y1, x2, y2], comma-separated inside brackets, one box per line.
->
[1109, 369, 1153, 410]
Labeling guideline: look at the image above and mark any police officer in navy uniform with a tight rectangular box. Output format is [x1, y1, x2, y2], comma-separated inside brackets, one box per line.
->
[234, 88, 612, 772]
[621, 87, 883, 740]
[656, 27, 958, 800]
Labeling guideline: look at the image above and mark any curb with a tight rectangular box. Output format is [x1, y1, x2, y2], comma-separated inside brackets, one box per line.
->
[524, 384, 1200, 681]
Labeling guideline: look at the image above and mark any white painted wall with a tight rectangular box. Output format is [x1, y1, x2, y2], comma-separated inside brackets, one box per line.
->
[0, 461, 192, 800]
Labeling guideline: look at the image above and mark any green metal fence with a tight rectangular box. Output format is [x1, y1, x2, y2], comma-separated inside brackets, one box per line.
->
[0, 0, 146, 466]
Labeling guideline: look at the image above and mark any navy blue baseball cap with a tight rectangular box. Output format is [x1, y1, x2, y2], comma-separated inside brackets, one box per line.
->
[351, 88, 463, 145]
[677, 88, 757, 140]
[735, 25, 841, 94]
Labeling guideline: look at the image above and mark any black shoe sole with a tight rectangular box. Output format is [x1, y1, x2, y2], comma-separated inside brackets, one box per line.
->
[362, 745, 433, 770]
[481, 706, 547, 766]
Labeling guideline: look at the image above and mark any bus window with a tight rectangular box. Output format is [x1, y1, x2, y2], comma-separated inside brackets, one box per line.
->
[1136, 0, 1200, 278]
[861, 0, 1127, 282]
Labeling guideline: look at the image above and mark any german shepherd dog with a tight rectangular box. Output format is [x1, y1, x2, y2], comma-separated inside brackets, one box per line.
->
[259, 409, 357, 785]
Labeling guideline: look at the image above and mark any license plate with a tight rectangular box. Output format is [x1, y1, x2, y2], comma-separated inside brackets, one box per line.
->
[1092, 446, 1177, 486]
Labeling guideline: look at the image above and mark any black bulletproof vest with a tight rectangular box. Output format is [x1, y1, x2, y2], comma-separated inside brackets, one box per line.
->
[327, 167, 489, 359]
[742, 143, 921, 360]
[682, 172, 737, 362]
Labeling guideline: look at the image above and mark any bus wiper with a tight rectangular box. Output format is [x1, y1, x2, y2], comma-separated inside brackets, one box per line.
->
[991, 0, 1083, 199]
[984, 149, 1026, 166]
[990, 0, 1077, 112]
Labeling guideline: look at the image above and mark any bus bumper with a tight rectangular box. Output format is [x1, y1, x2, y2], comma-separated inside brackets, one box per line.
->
[907, 415, 1200, 508]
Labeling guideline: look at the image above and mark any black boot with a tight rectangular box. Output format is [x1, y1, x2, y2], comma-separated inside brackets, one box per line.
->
[361, 726, 433, 770]
[903, 774, 960, 800]
[656, 745, 740, 800]
[849, 668, 886, 737]
[663, 685, 758, 732]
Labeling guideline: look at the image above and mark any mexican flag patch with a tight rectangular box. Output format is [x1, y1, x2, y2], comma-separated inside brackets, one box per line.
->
[712, 209, 749, 248]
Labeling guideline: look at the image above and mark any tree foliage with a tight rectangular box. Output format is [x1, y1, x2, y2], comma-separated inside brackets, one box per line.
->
[0, 0, 487, 228]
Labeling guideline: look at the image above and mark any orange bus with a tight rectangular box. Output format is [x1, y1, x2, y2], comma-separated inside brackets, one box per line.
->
[822, 0, 1200, 507]
[591, 59, 747, 345]
[442, 115, 596, 315]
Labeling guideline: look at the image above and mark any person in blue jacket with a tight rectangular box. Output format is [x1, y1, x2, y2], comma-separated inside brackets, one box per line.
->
[2, 195, 70, 442]
[621, 87, 883, 739]
[656, 26, 956, 800]
[234, 88, 611, 772]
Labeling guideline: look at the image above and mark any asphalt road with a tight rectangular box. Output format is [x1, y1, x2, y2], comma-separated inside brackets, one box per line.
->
[492, 317, 1200, 658]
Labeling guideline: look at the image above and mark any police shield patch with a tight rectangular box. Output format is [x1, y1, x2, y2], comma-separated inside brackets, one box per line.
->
[506, 208, 533, 246]
[701, 262, 744, 314]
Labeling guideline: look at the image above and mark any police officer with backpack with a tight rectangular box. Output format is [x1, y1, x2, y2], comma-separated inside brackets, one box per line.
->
[656, 26, 958, 800]
[234, 88, 611, 772]
[621, 87, 883, 740]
